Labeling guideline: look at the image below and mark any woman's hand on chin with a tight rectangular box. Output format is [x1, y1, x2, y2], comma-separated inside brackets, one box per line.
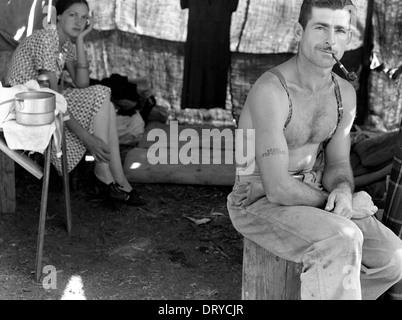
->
[77, 16, 94, 41]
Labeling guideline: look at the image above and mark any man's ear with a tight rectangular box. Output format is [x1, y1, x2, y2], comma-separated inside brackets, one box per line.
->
[294, 22, 303, 42]
[347, 29, 352, 44]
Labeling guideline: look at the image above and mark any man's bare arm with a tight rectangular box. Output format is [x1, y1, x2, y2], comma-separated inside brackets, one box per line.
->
[249, 73, 329, 207]
[322, 78, 357, 217]
[324, 161, 355, 193]
[258, 145, 329, 207]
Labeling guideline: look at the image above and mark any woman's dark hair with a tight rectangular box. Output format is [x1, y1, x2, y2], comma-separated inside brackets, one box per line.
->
[298, 0, 356, 29]
[55, 0, 89, 15]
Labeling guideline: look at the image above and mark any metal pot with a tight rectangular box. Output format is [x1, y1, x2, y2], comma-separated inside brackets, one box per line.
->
[15, 91, 55, 126]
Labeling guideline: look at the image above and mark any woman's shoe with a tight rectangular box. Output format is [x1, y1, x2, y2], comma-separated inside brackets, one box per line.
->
[91, 172, 146, 206]
[115, 187, 147, 207]
[91, 172, 127, 201]
[107, 183, 132, 202]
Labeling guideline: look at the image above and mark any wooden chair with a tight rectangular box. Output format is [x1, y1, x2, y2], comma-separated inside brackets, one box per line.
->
[0, 128, 71, 283]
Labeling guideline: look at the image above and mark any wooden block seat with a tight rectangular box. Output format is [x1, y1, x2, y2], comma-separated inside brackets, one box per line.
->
[242, 237, 302, 300]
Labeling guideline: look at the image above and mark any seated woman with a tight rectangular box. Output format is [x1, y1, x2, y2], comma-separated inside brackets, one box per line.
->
[6, 0, 145, 206]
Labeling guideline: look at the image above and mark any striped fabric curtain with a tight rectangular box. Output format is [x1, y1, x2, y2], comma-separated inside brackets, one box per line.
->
[374, 0, 402, 300]
[382, 122, 402, 300]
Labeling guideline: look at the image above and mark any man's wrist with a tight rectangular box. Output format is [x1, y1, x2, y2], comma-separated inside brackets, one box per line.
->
[335, 182, 353, 195]
[337, 181, 352, 189]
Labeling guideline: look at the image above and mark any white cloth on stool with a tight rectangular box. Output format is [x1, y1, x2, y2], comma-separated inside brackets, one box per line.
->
[2, 121, 55, 154]
[0, 80, 67, 156]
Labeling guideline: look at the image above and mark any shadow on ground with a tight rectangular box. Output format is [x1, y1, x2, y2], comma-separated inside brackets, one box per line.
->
[0, 161, 243, 300]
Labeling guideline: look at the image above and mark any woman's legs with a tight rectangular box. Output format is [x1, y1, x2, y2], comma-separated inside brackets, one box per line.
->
[90, 92, 145, 205]
[92, 92, 115, 185]
[106, 97, 132, 192]
[92, 92, 134, 192]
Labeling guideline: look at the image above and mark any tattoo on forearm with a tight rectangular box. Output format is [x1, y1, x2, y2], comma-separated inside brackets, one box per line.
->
[261, 148, 286, 158]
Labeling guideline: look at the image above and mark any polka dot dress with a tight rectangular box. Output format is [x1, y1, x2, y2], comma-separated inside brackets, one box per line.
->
[6, 28, 111, 174]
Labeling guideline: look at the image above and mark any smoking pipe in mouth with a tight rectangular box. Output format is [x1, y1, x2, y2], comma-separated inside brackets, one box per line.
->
[332, 54, 358, 82]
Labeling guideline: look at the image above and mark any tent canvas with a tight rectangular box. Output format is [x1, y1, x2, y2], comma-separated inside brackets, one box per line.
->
[0, 0, 377, 127]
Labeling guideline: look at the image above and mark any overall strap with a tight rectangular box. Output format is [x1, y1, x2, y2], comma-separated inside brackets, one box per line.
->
[332, 72, 344, 127]
[268, 69, 293, 129]
[322, 72, 344, 150]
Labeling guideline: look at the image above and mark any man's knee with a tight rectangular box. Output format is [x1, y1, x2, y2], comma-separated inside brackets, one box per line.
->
[327, 219, 363, 258]
[337, 219, 363, 246]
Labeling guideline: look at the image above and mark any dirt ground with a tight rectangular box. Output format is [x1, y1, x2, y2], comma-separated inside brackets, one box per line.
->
[0, 159, 243, 300]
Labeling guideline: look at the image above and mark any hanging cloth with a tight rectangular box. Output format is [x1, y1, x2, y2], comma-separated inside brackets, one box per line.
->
[180, 0, 239, 110]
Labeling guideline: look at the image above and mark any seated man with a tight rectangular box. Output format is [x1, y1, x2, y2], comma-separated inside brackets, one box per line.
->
[227, 0, 402, 300]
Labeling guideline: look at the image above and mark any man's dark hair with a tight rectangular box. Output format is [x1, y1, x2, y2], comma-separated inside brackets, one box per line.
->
[55, 0, 89, 15]
[298, 0, 356, 29]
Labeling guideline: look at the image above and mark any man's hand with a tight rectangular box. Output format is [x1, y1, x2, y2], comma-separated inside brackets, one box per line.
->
[325, 185, 353, 219]
[351, 191, 378, 220]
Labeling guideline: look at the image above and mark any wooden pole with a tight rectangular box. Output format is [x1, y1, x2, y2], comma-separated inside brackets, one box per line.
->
[0, 136, 43, 179]
[61, 128, 72, 234]
[0, 148, 15, 213]
[35, 143, 51, 283]
[47, 0, 52, 24]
